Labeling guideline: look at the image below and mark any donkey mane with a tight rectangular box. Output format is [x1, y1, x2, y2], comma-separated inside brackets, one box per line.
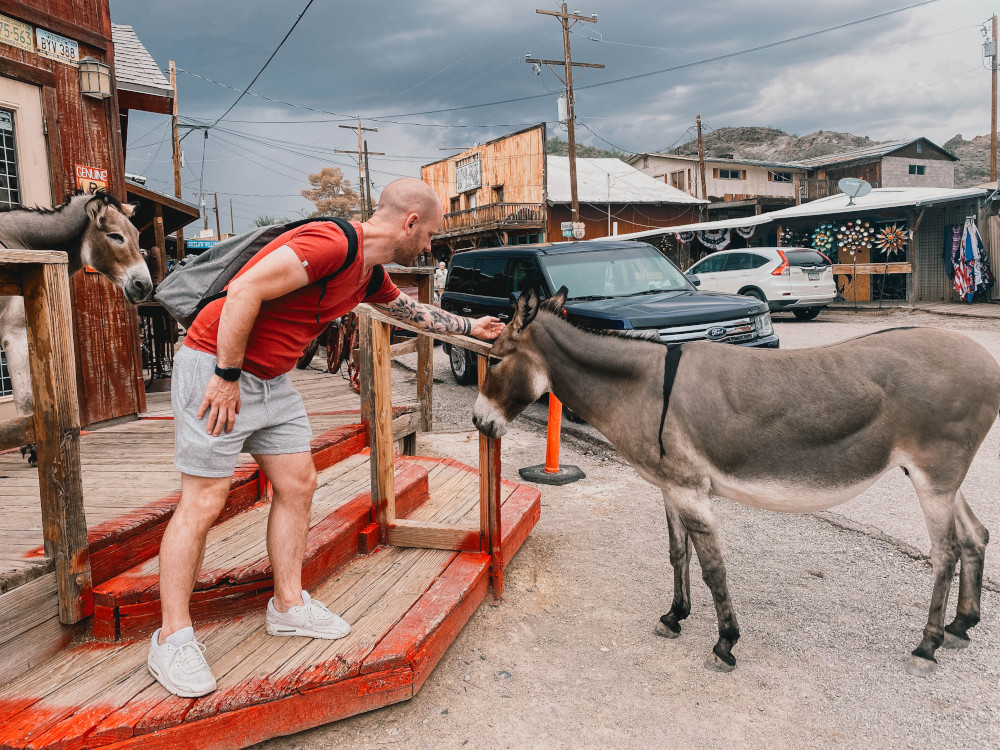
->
[538, 308, 665, 345]
[0, 190, 124, 216]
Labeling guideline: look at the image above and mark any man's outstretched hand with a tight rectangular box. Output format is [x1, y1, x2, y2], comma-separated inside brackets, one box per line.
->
[471, 316, 505, 340]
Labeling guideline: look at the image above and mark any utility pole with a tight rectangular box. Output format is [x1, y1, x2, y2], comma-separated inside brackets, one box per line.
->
[527, 3, 603, 227]
[336, 121, 382, 218]
[213, 192, 221, 239]
[696, 115, 708, 201]
[991, 15, 998, 181]
[169, 60, 185, 259]
[363, 140, 374, 216]
[230, 197, 235, 235]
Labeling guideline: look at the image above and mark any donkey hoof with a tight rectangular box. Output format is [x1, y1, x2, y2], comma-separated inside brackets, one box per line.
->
[655, 616, 681, 639]
[905, 655, 937, 678]
[942, 632, 970, 650]
[704, 653, 736, 673]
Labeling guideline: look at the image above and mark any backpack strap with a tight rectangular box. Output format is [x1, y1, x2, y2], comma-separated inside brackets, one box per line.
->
[313, 217, 359, 323]
[364, 264, 386, 299]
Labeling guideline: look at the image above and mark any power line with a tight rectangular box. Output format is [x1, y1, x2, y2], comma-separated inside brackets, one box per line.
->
[206, 0, 317, 127]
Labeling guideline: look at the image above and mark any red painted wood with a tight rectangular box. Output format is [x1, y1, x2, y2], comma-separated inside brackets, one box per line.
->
[361, 552, 486, 677]
[499, 485, 542, 569]
[358, 523, 379, 554]
[96, 668, 413, 750]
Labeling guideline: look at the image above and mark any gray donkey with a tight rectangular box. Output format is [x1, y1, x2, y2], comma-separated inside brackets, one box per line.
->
[0, 192, 151, 432]
[473, 287, 1000, 677]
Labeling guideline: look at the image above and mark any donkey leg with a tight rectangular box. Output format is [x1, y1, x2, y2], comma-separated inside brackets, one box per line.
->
[657, 495, 692, 638]
[669, 490, 740, 671]
[907, 487, 960, 677]
[943, 491, 989, 649]
[0, 314, 35, 465]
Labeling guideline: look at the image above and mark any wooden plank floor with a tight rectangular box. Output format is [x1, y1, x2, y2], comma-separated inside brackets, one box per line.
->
[0, 365, 414, 591]
[0, 453, 542, 750]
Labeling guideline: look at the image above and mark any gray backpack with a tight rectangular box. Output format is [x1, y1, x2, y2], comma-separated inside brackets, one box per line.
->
[154, 217, 359, 328]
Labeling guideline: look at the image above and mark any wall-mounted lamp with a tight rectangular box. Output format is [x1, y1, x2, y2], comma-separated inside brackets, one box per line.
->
[78, 57, 112, 99]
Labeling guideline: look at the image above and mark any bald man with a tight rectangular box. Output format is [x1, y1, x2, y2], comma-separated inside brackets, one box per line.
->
[147, 178, 503, 698]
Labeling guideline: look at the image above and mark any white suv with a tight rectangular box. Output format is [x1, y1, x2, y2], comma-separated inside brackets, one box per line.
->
[687, 247, 836, 320]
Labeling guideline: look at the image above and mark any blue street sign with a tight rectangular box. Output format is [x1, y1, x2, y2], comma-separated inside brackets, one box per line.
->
[186, 239, 218, 250]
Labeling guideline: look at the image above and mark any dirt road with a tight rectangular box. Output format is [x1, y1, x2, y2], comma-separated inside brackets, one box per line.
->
[255, 310, 1000, 750]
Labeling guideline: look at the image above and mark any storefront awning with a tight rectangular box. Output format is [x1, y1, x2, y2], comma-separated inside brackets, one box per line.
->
[125, 182, 200, 250]
[612, 213, 773, 242]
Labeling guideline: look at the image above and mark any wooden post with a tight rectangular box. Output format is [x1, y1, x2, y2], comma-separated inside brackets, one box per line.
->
[21, 261, 92, 624]
[169, 61, 185, 260]
[364, 317, 396, 545]
[416, 274, 433, 434]
[478, 355, 503, 598]
[152, 203, 166, 284]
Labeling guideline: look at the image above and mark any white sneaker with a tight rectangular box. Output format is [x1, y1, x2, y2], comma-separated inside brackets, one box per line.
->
[266, 590, 351, 640]
[147, 627, 217, 698]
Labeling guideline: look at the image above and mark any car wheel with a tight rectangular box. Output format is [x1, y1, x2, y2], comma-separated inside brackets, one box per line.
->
[793, 307, 822, 321]
[741, 288, 766, 303]
[449, 345, 477, 385]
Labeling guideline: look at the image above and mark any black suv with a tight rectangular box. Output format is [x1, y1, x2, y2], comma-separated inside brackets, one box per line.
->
[440, 239, 779, 384]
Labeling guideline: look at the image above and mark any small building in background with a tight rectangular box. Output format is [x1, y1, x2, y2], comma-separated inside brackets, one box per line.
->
[421, 123, 705, 258]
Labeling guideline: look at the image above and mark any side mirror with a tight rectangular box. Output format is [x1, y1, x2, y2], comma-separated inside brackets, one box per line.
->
[686, 273, 701, 287]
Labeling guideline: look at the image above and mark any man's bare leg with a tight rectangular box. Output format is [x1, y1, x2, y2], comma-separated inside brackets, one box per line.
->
[253, 451, 317, 612]
[158, 473, 233, 643]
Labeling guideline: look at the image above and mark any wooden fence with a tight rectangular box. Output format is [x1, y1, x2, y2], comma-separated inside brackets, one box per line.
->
[0, 250, 90, 624]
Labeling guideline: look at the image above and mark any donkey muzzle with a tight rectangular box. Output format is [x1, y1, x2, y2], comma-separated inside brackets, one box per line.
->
[123, 263, 154, 303]
[472, 396, 508, 439]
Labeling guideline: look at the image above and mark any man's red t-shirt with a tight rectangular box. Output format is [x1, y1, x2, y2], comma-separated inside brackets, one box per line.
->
[185, 221, 400, 379]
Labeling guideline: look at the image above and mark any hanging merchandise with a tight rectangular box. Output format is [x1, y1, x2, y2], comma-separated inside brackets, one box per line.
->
[942, 224, 962, 279]
[954, 218, 995, 302]
[674, 231, 695, 244]
[698, 228, 731, 250]
[779, 227, 810, 247]
[811, 223, 836, 253]
[734, 225, 756, 240]
[873, 224, 907, 256]
[835, 219, 874, 258]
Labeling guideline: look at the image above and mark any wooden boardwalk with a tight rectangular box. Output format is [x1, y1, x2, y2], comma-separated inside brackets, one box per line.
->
[0, 365, 414, 592]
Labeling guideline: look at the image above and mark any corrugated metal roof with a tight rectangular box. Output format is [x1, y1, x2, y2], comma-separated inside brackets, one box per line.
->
[546, 156, 707, 205]
[112, 24, 173, 98]
[606, 187, 985, 242]
[790, 138, 956, 168]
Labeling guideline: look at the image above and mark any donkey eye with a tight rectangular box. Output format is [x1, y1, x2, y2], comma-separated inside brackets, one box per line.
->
[107, 233, 125, 243]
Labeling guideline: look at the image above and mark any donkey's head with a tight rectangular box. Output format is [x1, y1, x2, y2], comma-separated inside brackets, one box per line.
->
[80, 192, 152, 303]
[472, 285, 567, 439]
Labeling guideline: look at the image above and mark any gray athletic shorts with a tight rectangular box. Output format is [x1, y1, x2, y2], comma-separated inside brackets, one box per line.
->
[172, 346, 312, 478]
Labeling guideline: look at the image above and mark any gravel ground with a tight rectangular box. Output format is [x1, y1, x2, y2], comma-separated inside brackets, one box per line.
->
[254, 308, 1000, 750]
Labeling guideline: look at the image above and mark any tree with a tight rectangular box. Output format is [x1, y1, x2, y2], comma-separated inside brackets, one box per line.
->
[301, 167, 363, 218]
[253, 214, 291, 227]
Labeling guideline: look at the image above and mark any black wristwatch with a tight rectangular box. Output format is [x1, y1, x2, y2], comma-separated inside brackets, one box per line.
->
[214, 364, 242, 382]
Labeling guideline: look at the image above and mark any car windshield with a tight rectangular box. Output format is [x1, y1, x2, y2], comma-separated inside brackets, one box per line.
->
[538, 244, 690, 300]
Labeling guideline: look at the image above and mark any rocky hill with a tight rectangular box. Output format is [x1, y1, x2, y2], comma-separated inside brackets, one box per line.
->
[664, 126, 988, 187]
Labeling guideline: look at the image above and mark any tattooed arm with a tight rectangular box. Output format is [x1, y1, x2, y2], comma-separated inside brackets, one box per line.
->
[372, 292, 505, 340]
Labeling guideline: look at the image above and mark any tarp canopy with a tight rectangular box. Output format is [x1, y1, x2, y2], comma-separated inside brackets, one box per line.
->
[613, 213, 772, 241]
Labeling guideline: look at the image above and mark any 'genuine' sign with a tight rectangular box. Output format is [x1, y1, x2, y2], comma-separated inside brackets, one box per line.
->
[75, 164, 108, 194]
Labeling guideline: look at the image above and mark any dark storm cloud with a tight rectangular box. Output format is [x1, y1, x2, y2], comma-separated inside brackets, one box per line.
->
[111, 0, 992, 231]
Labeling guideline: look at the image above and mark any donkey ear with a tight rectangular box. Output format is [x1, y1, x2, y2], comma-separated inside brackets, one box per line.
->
[542, 286, 568, 313]
[121, 202, 138, 217]
[85, 194, 109, 227]
[512, 285, 541, 331]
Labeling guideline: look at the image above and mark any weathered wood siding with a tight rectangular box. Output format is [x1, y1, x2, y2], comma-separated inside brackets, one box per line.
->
[0, 0, 144, 426]
[547, 203, 697, 241]
[422, 124, 546, 208]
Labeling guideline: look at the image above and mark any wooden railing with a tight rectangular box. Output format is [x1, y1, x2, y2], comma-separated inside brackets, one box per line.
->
[0, 250, 90, 624]
[441, 202, 544, 234]
[356, 303, 504, 597]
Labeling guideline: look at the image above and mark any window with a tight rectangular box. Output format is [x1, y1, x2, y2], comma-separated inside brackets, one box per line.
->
[769, 171, 792, 183]
[669, 170, 686, 191]
[908, 164, 925, 176]
[474, 256, 507, 298]
[717, 168, 743, 180]
[491, 184, 504, 203]
[456, 153, 481, 193]
[784, 250, 832, 266]
[507, 257, 543, 295]
[690, 253, 725, 273]
[449, 196, 460, 213]
[722, 253, 768, 272]
[447, 257, 476, 293]
[0, 109, 22, 210]
[466, 192, 477, 209]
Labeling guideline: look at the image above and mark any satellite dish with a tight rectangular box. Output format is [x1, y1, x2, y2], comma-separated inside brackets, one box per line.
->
[838, 177, 872, 206]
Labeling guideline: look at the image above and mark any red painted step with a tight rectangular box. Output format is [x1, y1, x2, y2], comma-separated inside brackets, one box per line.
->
[92, 455, 429, 641]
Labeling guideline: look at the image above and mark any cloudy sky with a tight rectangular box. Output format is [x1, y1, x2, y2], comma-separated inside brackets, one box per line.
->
[111, 0, 996, 232]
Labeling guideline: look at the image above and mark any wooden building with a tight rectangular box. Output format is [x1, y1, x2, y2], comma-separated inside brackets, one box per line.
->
[0, 3, 190, 427]
[421, 124, 706, 257]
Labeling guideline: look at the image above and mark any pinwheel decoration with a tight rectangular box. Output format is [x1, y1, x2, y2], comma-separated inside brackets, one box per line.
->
[874, 224, 907, 256]
[836, 219, 874, 257]
[811, 223, 835, 253]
